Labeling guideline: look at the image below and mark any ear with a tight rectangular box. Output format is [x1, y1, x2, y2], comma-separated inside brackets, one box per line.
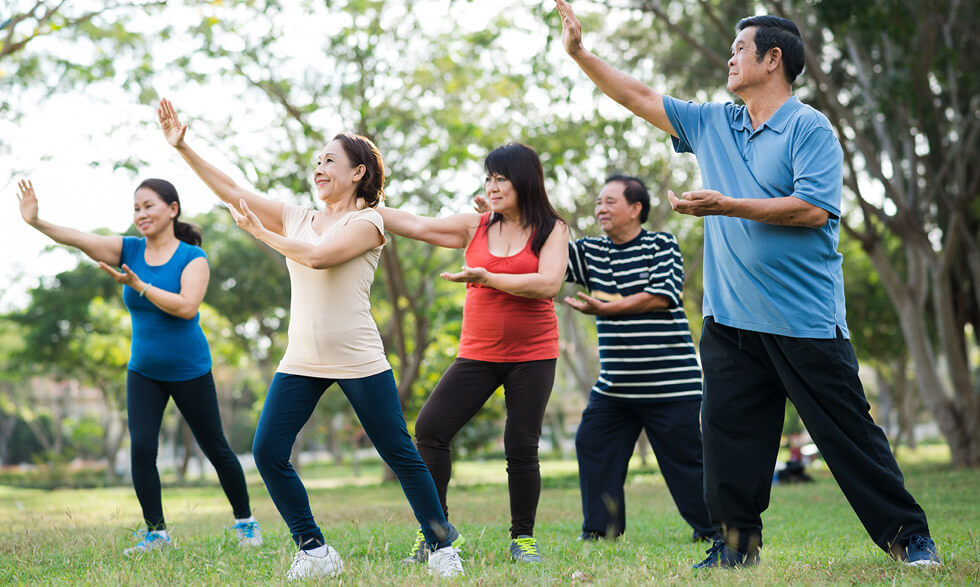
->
[766, 47, 782, 74]
[352, 164, 366, 182]
[629, 201, 643, 220]
[169, 201, 179, 218]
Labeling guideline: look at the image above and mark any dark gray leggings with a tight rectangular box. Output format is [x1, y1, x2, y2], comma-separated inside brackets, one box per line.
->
[127, 369, 251, 530]
[415, 357, 556, 538]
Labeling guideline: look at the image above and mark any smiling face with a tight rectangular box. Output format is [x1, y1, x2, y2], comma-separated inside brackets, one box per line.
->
[484, 172, 519, 216]
[727, 26, 767, 95]
[594, 181, 641, 238]
[133, 187, 177, 238]
[313, 139, 365, 203]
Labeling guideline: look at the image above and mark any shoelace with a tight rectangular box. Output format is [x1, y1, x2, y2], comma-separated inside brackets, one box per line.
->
[513, 537, 539, 554]
[234, 521, 259, 538]
[703, 539, 726, 557]
[407, 529, 426, 557]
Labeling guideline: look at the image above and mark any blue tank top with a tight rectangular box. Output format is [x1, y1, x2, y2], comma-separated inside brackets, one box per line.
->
[120, 236, 212, 381]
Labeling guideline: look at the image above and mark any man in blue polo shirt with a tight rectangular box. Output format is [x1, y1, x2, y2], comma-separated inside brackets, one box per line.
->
[553, 0, 940, 569]
[565, 174, 715, 544]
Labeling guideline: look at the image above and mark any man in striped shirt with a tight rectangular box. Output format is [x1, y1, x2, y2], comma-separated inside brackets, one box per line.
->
[565, 174, 716, 542]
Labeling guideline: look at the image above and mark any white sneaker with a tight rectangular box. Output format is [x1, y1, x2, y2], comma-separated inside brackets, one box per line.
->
[427, 545, 465, 577]
[233, 520, 263, 547]
[124, 530, 171, 555]
[286, 546, 343, 580]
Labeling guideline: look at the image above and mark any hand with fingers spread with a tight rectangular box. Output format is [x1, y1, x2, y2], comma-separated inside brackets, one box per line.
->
[563, 291, 608, 315]
[667, 189, 731, 217]
[157, 98, 188, 148]
[555, 0, 585, 57]
[440, 265, 489, 285]
[97, 262, 144, 289]
[225, 199, 267, 239]
[16, 179, 39, 226]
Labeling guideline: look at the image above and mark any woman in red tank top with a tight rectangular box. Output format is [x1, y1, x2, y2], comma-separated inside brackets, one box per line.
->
[378, 143, 568, 564]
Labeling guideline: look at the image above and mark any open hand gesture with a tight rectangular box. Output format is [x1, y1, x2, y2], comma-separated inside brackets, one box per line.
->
[157, 98, 188, 148]
[563, 291, 606, 315]
[440, 265, 489, 285]
[98, 262, 143, 289]
[226, 199, 266, 238]
[555, 0, 585, 56]
[473, 193, 491, 214]
[16, 179, 39, 225]
[667, 189, 730, 217]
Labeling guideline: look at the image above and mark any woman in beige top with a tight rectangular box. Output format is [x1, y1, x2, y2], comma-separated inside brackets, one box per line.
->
[157, 99, 463, 580]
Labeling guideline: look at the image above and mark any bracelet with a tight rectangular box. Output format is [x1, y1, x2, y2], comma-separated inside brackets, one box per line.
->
[139, 283, 152, 297]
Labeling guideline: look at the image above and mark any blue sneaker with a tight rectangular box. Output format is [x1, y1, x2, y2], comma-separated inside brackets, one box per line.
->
[693, 539, 759, 569]
[124, 529, 171, 555]
[233, 520, 263, 547]
[904, 535, 941, 566]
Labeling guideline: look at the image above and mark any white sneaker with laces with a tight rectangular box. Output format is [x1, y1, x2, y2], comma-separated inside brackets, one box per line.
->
[123, 529, 171, 555]
[427, 545, 465, 577]
[286, 546, 343, 580]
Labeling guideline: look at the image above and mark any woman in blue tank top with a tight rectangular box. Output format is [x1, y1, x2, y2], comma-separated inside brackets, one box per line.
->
[16, 177, 261, 554]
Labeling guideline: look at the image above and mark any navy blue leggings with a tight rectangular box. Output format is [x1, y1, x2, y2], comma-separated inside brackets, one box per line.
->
[252, 370, 451, 550]
[127, 369, 251, 530]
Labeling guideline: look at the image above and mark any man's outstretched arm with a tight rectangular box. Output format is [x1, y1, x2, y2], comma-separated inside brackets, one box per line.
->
[555, 0, 677, 137]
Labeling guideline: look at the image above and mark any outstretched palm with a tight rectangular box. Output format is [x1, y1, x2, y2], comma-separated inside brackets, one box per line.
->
[157, 98, 188, 147]
[16, 179, 39, 225]
[555, 0, 584, 56]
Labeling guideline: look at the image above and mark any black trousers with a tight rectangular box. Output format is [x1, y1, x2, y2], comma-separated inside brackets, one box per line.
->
[415, 357, 556, 538]
[699, 318, 930, 555]
[128, 370, 251, 530]
[575, 392, 713, 538]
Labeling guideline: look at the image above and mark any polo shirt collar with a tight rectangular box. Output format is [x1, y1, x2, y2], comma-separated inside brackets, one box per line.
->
[730, 96, 803, 134]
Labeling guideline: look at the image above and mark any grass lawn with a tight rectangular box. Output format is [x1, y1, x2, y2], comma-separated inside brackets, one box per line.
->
[0, 445, 977, 584]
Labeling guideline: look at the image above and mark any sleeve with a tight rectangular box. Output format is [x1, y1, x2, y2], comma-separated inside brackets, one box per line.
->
[348, 209, 386, 245]
[280, 202, 307, 238]
[119, 236, 138, 267]
[184, 243, 207, 262]
[790, 127, 843, 218]
[565, 239, 589, 286]
[662, 95, 706, 154]
[643, 233, 684, 309]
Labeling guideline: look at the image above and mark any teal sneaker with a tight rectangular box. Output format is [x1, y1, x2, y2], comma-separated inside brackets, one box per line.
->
[401, 524, 463, 564]
[233, 520, 263, 547]
[510, 535, 542, 563]
[124, 529, 171, 555]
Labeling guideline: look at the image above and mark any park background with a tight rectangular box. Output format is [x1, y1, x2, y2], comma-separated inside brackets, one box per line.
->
[0, 0, 977, 584]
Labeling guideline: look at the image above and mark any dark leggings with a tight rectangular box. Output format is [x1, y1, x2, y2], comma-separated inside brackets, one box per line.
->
[415, 357, 556, 538]
[252, 370, 452, 550]
[127, 369, 251, 530]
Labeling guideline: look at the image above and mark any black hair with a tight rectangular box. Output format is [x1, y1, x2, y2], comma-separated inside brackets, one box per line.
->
[736, 15, 805, 85]
[332, 133, 385, 208]
[135, 178, 202, 246]
[604, 174, 651, 223]
[484, 143, 564, 256]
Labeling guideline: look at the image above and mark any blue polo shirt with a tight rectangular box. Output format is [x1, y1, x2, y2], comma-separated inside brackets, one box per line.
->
[662, 95, 847, 339]
[120, 236, 212, 381]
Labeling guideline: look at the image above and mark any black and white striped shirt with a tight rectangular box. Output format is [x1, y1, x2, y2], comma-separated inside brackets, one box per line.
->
[567, 230, 702, 402]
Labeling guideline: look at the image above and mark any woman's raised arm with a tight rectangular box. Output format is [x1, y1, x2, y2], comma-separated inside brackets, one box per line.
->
[158, 98, 285, 235]
[17, 179, 123, 265]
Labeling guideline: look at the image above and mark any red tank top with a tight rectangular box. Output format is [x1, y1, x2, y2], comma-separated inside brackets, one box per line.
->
[457, 213, 559, 362]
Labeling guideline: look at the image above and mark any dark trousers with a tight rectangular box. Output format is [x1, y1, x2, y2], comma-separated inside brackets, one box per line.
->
[699, 318, 930, 554]
[575, 393, 713, 538]
[415, 357, 556, 538]
[252, 370, 451, 550]
[127, 370, 251, 530]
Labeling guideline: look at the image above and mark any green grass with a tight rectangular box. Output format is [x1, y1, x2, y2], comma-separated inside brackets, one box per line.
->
[0, 446, 977, 585]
